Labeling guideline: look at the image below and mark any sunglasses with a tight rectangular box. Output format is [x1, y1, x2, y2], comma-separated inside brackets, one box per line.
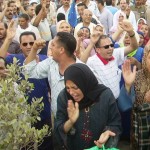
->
[100, 43, 114, 49]
[22, 42, 34, 47]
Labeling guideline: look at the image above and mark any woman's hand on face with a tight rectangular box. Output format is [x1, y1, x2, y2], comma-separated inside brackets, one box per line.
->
[94, 130, 116, 148]
[67, 100, 79, 124]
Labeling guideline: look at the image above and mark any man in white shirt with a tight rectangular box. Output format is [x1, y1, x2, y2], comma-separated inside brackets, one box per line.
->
[14, 13, 41, 43]
[113, 0, 137, 30]
[86, 20, 138, 99]
[24, 32, 82, 117]
[74, 9, 96, 39]
[57, 0, 71, 22]
[80, 0, 99, 17]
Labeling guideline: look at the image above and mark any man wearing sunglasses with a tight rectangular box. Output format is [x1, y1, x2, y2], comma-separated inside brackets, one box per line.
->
[86, 20, 138, 100]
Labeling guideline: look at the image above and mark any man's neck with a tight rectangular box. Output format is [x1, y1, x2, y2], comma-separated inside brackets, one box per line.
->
[6, 17, 12, 22]
[22, 25, 29, 29]
[63, 5, 69, 12]
[99, 6, 104, 12]
[58, 56, 76, 76]
[83, 22, 90, 27]
[121, 9, 126, 13]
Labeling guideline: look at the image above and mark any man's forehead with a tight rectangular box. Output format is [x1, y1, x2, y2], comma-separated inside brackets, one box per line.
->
[84, 9, 91, 13]
[21, 35, 35, 42]
[100, 37, 112, 43]
[120, 0, 126, 4]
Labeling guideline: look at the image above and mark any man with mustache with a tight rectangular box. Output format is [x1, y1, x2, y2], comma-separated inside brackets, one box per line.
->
[0, 4, 18, 27]
[56, 0, 71, 22]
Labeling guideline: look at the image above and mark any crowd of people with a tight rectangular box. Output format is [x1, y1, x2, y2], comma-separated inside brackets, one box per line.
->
[0, 0, 150, 149]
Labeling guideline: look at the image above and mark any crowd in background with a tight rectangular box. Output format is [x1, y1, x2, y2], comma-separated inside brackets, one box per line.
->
[0, 0, 150, 149]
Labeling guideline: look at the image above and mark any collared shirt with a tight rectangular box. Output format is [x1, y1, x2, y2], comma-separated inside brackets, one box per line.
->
[37, 18, 52, 41]
[97, 7, 113, 34]
[56, 6, 70, 22]
[87, 1, 99, 17]
[96, 53, 114, 65]
[113, 9, 137, 31]
[47, 2, 56, 25]
[86, 47, 125, 99]
[14, 24, 41, 43]
[2, 17, 18, 28]
[25, 56, 82, 117]
[106, 6, 118, 15]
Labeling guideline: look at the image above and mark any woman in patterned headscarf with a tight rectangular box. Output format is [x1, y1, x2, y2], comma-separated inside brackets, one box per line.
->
[122, 45, 150, 150]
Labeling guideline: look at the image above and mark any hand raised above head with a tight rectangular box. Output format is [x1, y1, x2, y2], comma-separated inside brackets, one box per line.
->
[15, 0, 21, 8]
[77, 29, 84, 39]
[120, 20, 134, 33]
[90, 30, 101, 45]
[122, 59, 137, 87]
[6, 20, 16, 40]
[41, 0, 47, 8]
[32, 39, 46, 51]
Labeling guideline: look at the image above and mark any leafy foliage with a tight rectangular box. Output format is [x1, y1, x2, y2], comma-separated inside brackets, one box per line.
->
[0, 58, 49, 150]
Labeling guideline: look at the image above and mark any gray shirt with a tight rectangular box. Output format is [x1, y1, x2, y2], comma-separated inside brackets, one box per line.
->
[97, 7, 113, 34]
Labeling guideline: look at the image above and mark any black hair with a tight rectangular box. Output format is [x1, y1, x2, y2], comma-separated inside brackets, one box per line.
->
[0, 22, 8, 29]
[18, 13, 30, 21]
[77, 3, 88, 9]
[35, 4, 42, 15]
[95, 35, 110, 48]
[24, 5, 32, 11]
[19, 31, 36, 43]
[106, 0, 112, 6]
[56, 32, 76, 57]
[57, 13, 66, 22]
[7, 1, 15, 7]
[30, 2, 38, 6]
[96, 0, 104, 6]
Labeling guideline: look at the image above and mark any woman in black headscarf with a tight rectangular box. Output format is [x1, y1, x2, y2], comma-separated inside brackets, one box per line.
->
[54, 63, 122, 150]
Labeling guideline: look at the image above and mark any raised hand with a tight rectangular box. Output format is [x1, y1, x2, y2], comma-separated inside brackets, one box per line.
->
[77, 29, 84, 40]
[125, 5, 131, 17]
[32, 39, 46, 51]
[6, 20, 16, 40]
[90, 30, 101, 45]
[120, 20, 134, 33]
[94, 130, 116, 148]
[41, 0, 47, 8]
[67, 100, 79, 124]
[122, 60, 136, 87]
[16, 0, 21, 8]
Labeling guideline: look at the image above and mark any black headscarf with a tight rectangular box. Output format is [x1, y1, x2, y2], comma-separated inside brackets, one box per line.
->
[64, 63, 108, 109]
